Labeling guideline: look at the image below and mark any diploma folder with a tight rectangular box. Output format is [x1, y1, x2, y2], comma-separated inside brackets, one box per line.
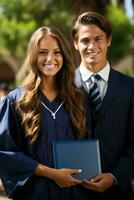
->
[52, 139, 101, 180]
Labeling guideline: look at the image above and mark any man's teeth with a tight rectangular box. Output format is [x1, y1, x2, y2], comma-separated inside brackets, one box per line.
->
[87, 52, 99, 56]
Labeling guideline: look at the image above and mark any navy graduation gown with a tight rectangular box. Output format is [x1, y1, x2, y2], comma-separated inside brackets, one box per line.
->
[0, 87, 89, 200]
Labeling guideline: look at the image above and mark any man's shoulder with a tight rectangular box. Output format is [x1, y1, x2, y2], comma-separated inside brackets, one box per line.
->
[111, 68, 134, 83]
[75, 67, 83, 88]
[75, 66, 80, 76]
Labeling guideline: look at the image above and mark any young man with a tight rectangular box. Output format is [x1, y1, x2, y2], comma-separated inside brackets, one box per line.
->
[72, 11, 134, 199]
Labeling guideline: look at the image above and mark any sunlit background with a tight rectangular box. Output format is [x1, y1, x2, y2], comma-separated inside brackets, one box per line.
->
[0, 0, 134, 90]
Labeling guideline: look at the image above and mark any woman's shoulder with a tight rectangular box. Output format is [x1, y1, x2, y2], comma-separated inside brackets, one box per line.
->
[1, 86, 24, 103]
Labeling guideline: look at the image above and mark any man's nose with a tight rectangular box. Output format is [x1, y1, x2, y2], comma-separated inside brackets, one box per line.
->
[88, 40, 96, 49]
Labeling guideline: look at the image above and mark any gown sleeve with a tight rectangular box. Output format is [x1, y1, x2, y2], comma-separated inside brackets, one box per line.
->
[0, 93, 38, 197]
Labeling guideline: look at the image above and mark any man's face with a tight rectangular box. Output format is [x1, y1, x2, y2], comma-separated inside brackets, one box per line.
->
[74, 24, 111, 72]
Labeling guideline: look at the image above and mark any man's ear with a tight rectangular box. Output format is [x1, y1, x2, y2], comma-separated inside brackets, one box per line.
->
[74, 40, 78, 50]
[107, 36, 112, 47]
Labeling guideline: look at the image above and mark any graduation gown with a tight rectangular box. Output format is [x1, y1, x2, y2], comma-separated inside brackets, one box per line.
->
[0, 87, 89, 200]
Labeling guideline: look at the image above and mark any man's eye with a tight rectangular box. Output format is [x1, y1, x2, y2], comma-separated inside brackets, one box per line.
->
[96, 37, 103, 41]
[81, 39, 89, 44]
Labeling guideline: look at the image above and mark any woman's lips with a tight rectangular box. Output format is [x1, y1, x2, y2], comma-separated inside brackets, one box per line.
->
[43, 64, 56, 69]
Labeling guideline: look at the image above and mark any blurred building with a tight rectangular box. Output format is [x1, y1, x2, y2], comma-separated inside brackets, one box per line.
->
[0, 53, 19, 86]
[0, 62, 15, 84]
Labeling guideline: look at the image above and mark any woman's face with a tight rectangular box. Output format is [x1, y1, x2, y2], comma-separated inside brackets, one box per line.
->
[37, 35, 63, 78]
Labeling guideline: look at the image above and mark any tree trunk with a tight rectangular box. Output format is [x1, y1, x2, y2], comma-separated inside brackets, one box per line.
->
[72, 0, 111, 16]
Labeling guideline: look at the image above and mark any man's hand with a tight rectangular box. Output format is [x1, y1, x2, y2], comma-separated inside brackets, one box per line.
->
[81, 173, 115, 192]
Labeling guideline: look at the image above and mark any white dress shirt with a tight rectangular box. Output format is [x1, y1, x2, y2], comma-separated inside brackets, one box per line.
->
[79, 62, 110, 100]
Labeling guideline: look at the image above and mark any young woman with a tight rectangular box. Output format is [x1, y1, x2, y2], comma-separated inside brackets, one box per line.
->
[0, 26, 90, 199]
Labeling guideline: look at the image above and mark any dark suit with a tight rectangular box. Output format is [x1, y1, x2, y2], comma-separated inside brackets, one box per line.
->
[75, 67, 134, 200]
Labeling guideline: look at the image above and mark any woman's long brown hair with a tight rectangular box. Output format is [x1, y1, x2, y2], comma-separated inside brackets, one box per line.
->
[16, 26, 87, 143]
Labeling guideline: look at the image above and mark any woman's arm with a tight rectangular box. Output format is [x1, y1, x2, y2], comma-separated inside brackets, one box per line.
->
[34, 163, 82, 187]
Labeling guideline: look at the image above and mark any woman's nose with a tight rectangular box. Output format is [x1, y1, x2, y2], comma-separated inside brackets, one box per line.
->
[46, 53, 55, 62]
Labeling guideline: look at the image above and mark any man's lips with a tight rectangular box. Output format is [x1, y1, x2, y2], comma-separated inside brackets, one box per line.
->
[86, 51, 100, 56]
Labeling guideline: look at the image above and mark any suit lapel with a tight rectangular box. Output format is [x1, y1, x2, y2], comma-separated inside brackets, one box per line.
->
[94, 68, 121, 136]
[99, 68, 121, 116]
[75, 67, 121, 137]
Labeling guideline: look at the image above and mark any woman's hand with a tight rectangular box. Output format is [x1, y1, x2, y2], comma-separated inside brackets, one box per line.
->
[51, 168, 82, 188]
[34, 164, 81, 188]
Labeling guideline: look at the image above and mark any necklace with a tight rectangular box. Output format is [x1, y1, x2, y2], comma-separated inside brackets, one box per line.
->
[41, 101, 64, 119]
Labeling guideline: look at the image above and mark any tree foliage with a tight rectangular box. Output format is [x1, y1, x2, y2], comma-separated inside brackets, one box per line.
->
[0, 0, 133, 69]
[106, 4, 134, 64]
[0, 0, 72, 65]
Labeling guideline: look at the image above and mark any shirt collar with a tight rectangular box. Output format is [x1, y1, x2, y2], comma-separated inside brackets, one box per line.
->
[79, 62, 110, 82]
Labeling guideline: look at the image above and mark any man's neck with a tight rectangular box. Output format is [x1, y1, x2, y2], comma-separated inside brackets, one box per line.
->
[82, 62, 107, 73]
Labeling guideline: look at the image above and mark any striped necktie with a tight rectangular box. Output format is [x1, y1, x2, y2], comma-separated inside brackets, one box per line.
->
[89, 74, 102, 113]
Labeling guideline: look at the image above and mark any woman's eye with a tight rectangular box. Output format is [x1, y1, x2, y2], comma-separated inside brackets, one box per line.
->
[54, 51, 61, 55]
[39, 51, 48, 55]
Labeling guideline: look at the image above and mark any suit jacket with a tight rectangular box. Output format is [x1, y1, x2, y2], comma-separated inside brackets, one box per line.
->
[75, 67, 134, 200]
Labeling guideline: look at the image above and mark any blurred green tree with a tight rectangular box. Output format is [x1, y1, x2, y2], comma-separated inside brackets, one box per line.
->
[0, 0, 133, 80]
[0, 0, 73, 67]
[106, 4, 134, 64]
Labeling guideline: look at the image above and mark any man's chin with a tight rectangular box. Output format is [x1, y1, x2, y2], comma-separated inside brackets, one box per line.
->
[86, 60, 97, 66]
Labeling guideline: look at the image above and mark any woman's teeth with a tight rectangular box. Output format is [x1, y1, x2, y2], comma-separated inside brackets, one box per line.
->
[43, 64, 56, 69]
